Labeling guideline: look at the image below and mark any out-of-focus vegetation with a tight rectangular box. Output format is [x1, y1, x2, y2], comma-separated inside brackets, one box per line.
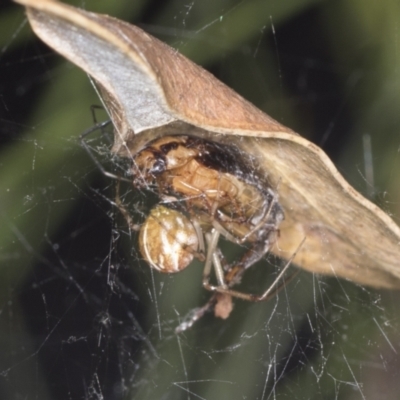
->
[1, 0, 400, 399]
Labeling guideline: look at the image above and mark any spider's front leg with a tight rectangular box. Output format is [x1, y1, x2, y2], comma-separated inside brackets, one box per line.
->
[202, 227, 304, 302]
[114, 180, 142, 233]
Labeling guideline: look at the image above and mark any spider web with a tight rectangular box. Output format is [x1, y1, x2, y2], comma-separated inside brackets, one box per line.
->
[1, 0, 400, 399]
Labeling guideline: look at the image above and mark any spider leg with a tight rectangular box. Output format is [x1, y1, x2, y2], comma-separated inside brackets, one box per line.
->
[80, 120, 130, 182]
[203, 236, 306, 302]
[176, 237, 303, 333]
[202, 229, 227, 288]
[238, 189, 280, 243]
[114, 180, 141, 232]
[211, 189, 280, 246]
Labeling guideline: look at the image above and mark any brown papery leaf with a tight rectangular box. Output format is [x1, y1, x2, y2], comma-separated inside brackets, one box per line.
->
[15, 0, 400, 288]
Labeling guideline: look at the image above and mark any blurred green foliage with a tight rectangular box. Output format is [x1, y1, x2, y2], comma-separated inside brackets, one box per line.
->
[1, 0, 400, 399]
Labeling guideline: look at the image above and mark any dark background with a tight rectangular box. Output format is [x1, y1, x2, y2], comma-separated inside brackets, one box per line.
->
[1, 0, 400, 399]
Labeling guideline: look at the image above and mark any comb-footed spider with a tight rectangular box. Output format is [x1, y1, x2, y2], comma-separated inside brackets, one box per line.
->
[82, 126, 300, 331]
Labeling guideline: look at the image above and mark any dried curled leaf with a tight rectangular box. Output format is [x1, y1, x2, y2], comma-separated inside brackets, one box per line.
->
[15, 0, 400, 288]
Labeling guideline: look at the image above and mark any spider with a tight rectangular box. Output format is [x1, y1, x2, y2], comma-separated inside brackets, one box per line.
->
[82, 126, 300, 331]
[130, 135, 286, 295]
[128, 136, 302, 311]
